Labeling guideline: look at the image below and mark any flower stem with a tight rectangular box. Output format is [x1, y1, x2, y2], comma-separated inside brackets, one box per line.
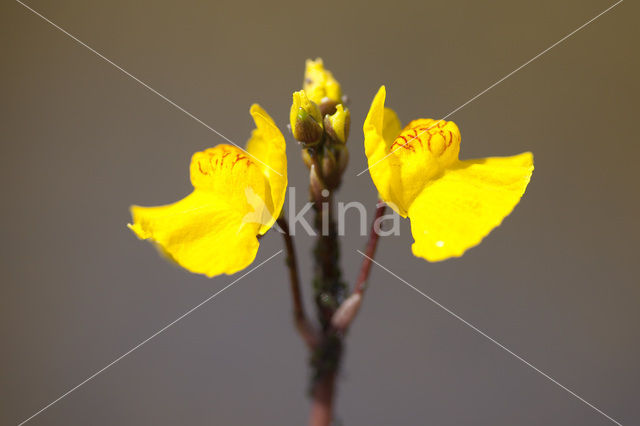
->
[309, 149, 346, 424]
[312, 195, 345, 328]
[354, 201, 387, 295]
[277, 217, 317, 348]
[327, 201, 387, 335]
[309, 372, 336, 426]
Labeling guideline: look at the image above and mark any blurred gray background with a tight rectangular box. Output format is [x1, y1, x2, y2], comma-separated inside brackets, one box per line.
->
[1, 0, 638, 424]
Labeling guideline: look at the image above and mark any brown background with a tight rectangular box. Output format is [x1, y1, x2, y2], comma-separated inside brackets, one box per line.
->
[1, 0, 638, 425]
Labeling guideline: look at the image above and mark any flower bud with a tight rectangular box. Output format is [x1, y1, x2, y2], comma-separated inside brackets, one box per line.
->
[290, 91, 323, 146]
[301, 148, 313, 169]
[290, 90, 322, 125]
[309, 163, 325, 203]
[318, 98, 338, 117]
[324, 104, 350, 145]
[303, 58, 342, 105]
[293, 109, 323, 145]
[331, 293, 362, 332]
[334, 144, 349, 175]
[321, 148, 338, 189]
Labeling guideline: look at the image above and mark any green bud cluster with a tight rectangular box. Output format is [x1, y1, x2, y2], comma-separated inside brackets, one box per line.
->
[290, 90, 351, 192]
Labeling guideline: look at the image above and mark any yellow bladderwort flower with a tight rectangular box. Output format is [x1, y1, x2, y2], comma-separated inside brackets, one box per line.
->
[364, 86, 533, 262]
[128, 104, 287, 277]
[303, 58, 342, 111]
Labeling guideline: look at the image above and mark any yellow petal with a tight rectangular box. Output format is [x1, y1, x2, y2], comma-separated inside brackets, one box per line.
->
[363, 86, 401, 213]
[387, 118, 461, 215]
[129, 190, 261, 277]
[190, 144, 273, 221]
[364, 86, 464, 216]
[247, 104, 288, 234]
[382, 106, 402, 145]
[408, 152, 534, 262]
[129, 106, 287, 277]
[303, 58, 342, 104]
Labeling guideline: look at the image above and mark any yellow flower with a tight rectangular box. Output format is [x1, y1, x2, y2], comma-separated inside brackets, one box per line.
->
[128, 104, 287, 277]
[364, 86, 533, 262]
[303, 58, 342, 105]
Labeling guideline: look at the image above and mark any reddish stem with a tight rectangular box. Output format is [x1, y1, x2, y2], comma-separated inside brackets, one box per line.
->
[309, 373, 336, 426]
[354, 201, 387, 295]
[277, 217, 317, 348]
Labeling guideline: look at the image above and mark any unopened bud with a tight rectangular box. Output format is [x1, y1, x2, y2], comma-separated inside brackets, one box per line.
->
[334, 144, 349, 175]
[324, 104, 350, 145]
[290, 90, 322, 125]
[309, 163, 325, 203]
[331, 293, 362, 332]
[318, 98, 338, 117]
[301, 148, 313, 169]
[290, 91, 323, 146]
[321, 148, 337, 185]
[303, 58, 342, 105]
[293, 109, 323, 145]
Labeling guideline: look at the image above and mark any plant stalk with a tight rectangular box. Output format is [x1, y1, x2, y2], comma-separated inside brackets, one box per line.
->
[353, 201, 387, 295]
[309, 155, 345, 425]
[277, 217, 317, 348]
